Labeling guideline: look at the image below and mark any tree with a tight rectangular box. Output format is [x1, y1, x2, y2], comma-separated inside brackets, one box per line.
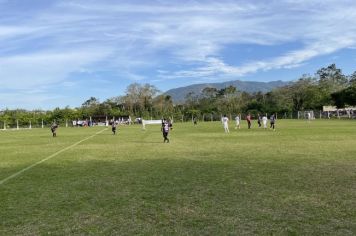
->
[214, 86, 239, 114]
[331, 84, 356, 107]
[140, 84, 160, 110]
[82, 97, 100, 107]
[349, 71, 356, 85]
[317, 64, 348, 105]
[317, 64, 347, 90]
[153, 94, 173, 117]
[201, 87, 218, 98]
[264, 87, 293, 114]
[123, 83, 160, 116]
[287, 75, 322, 111]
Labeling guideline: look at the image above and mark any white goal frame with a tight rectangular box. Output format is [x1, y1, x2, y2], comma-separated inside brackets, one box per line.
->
[142, 120, 162, 130]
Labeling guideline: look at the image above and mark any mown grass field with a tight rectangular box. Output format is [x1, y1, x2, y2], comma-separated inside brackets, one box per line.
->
[0, 120, 356, 235]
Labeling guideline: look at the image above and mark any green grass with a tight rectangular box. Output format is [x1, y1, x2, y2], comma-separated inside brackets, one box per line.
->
[0, 120, 356, 235]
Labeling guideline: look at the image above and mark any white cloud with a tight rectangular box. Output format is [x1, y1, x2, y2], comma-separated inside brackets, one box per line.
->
[57, 1, 255, 14]
[146, 0, 356, 80]
[0, 26, 40, 38]
[0, 91, 65, 110]
[0, 48, 112, 89]
[158, 37, 356, 80]
[1, 0, 356, 108]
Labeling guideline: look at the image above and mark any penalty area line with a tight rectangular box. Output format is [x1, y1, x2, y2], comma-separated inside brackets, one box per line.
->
[0, 128, 108, 186]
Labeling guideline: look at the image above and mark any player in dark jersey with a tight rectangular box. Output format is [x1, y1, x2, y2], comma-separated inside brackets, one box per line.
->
[111, 121, 117, 135]
[270, 114, 276, 131]
[50, 122, 58, 137]
[161, 119, 170, 143]
[257, 114, 262, 128]
[246, 114, 252, 129]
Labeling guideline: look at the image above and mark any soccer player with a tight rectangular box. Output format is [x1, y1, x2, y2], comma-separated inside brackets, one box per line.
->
[235, 115, 240, 129]
[246, 113, 252, 129]
[161, 119, 170, 143]
[270, 114, 276, 131]
[222, 114, 229, 133]
[262, 115, 268, 129]
[307, 112, 312, 123]
[50, 122, 58, 137]
[111, 120, 117, 135]
[257, 114, 262, 128]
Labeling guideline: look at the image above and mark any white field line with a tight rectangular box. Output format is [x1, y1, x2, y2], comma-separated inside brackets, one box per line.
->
[0, 128, 108, 186]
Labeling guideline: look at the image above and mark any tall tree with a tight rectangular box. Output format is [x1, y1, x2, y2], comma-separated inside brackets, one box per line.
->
[288, 75, 320, 111]
[331, 84, 356, 107]
[317, 64, 348, 96]
[124, 83, 160, 115]
[82, 97, 100, 107]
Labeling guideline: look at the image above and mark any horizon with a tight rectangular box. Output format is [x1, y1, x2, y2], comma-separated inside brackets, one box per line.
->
[1, 0, 356, 110]
[1, 79, 289, 111]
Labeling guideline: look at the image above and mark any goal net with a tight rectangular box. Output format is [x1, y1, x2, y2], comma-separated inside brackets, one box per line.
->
[298, 111, 315, 120]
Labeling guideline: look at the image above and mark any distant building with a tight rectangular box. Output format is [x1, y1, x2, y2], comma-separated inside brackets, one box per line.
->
[323, 106, 356, 112]
[323, 106, 355, 119]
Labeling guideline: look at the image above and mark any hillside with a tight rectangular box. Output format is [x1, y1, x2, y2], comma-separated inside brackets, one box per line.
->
[165, 80, 290, 103]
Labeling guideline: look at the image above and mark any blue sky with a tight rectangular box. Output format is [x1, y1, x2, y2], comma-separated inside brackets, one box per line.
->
[1, 0, 356, 110]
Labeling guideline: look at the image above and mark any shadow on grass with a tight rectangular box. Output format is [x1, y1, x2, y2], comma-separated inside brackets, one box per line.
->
[1, 158, 355, 235]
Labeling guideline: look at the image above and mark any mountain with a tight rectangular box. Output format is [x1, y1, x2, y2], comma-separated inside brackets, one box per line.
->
[165, 80, 290, 103]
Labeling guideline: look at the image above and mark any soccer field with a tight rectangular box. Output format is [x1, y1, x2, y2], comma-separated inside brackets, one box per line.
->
[0, 120, 356, 235]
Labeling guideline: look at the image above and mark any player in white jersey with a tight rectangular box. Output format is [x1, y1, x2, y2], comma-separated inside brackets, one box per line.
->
[235, 115, 240, 129]
[262, 115, 268, 129]
[222, 115, 229, 133]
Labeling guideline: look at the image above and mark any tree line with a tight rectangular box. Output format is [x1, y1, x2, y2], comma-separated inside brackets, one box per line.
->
[180, 64, 356, 119]
[1, 64, 355, 127]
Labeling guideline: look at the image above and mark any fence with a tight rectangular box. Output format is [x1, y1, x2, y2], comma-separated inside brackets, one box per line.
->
[172, 111, 355, 123]
[1, 111, 354, 130]
[0, 119, 74, 130]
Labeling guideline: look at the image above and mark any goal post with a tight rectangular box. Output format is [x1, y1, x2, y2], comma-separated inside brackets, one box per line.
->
[298, 111, 315, 120]
[142, 119, 162, 130]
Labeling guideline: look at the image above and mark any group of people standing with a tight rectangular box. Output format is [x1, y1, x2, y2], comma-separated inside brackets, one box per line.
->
[222, 113, 276, 133]
[65, 118, 173, 143]
[51, 114, 275, 140]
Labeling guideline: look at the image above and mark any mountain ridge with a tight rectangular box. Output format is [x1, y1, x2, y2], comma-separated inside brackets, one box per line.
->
[165, 79, 290, 103]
